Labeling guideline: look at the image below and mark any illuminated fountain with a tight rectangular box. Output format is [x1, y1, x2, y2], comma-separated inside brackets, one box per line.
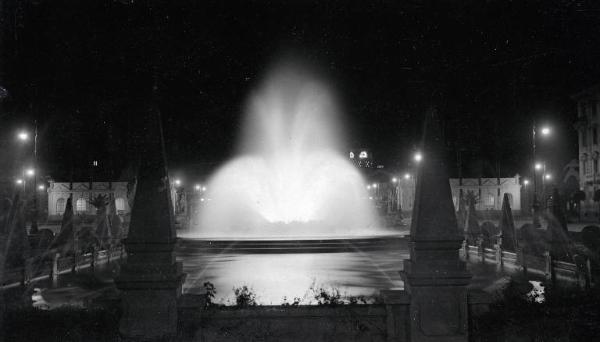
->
[187, 63, 380, 238]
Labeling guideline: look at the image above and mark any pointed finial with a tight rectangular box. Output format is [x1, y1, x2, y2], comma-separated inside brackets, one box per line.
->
[126, 105, 176, 244]
[410, 106, 461, 241]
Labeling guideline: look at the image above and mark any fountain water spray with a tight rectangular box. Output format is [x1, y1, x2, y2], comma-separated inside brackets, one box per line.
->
[189, 63, 379, 238]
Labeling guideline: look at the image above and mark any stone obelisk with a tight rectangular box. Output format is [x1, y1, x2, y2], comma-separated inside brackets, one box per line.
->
[401, 106, 472, 342]
[115, 104, 185, 339]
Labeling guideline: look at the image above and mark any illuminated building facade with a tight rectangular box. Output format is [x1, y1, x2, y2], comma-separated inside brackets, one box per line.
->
[349, 148, 374, 168]
[573, 85, 600, 218]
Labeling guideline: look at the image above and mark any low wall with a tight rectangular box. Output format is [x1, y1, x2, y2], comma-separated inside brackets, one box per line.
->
[178, 290, 410, 342]
[464, 244, 595, 286]
[178, 290, 492, 342]
[0, 248, 125, 288]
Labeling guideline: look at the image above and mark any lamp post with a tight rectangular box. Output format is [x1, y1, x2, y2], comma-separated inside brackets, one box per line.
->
[593, 152, 599, 205]
[391, 177, 398, 212]
[32, 121, 39, 234]
[17, 126, 39, 233]
[532, 122, 550, 227]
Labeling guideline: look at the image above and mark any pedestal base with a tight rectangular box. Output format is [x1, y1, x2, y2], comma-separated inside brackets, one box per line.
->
[119, 288, 180, 339]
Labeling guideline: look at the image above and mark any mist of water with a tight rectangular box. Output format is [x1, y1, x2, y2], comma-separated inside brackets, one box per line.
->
[189, 64, 379, 238]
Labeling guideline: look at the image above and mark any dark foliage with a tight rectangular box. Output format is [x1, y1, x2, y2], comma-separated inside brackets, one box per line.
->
[203, 281, 216, 307]
[473, 281, 600, 341]
[2, 306, 121, 342]
[233, 285, 257, 308]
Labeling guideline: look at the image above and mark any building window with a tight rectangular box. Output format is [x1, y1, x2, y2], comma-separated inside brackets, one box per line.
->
[56, 198, 66, 214]
[485, 194, 495, 206]
[583, 129, 588, 147]
[76, 198, 87, 212]
[115, 197, 125, 212]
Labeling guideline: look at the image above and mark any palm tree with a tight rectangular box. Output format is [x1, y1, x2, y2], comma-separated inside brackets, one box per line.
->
[91, 194, 111, 249]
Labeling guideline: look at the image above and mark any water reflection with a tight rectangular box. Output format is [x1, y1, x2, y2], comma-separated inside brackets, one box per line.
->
[178, 247, 407, 305]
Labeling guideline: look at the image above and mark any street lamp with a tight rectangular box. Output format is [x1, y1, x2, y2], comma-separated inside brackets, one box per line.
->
[38, 185, 45, 191]
[413, 152, 423, 163]
[544, 174, 552, 180]
[523, 179, 529, 186]
[17, 131, 29, 141]
[194, 184, 201, 191]
[17, 124, 39, 233]
[531, 122, 551, 227]
[541, 127, 551, 136]
[392, 177, 398, 183]
[404, 173, 411, 180]
[16, 179, 23, 185]
[174, 179, 182, 186]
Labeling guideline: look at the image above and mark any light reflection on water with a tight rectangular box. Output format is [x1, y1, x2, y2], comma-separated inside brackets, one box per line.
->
[178, 248, 407, 305]
[28, 242, 408, 308]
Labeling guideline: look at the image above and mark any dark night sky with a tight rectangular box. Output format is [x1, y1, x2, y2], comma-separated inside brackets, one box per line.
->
[1, 0, 600, 182]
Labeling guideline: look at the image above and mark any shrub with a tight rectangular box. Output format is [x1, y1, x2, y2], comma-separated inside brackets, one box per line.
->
[233, 285, 257, 307]
[311, 286, 344, 306]
[2, 306, 120, 342]
[473, 280, 600, 340]
[281, 296, 301, 306]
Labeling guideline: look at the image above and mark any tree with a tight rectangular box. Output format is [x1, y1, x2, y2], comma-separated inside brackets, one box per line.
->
[572, 190, 586, 222]
[594, 189, 600, 223]
[91, 194, 111, 249]
[464, 191, 481, 244]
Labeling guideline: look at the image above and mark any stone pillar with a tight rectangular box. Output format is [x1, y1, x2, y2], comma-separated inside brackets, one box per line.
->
[115, 105, 185, 339]
[381, 290, 411, 342]
[401, 106, 472, 342]
[51, 253, 59, 283]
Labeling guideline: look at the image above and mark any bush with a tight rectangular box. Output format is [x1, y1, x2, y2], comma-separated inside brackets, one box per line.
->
[233, 285, 257, 307]
[473, 280, 600, 341]
[2, 306, 121, 342]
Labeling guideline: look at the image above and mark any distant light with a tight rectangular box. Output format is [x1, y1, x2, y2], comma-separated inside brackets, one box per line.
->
[372, 183, 378, 188]
[414, 152, 422, 163]
[535, 163, 543, 170]
[202, 186, 207, 191]
[174, 179, 181, 186]
[194, 184, 201, 191]
[404, 173, 411, 180]
[368, 196, 373, 200]
[366, 185, 371, 190]
[359, 151, 368, 159]
[540, 127, 551, 136]
[545, 174, 552, 180]
[17, 131, 29, 141]
[25, 168, 35, 177]
[523, 179, 529, 185]
[92, 160, 98, 167]
[200, 198, 205, 202]
[38, 185, 45, 190]
[16, 179, 23, 185]
[392, 177, 398, 183]
[349, 151, 355, 159]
